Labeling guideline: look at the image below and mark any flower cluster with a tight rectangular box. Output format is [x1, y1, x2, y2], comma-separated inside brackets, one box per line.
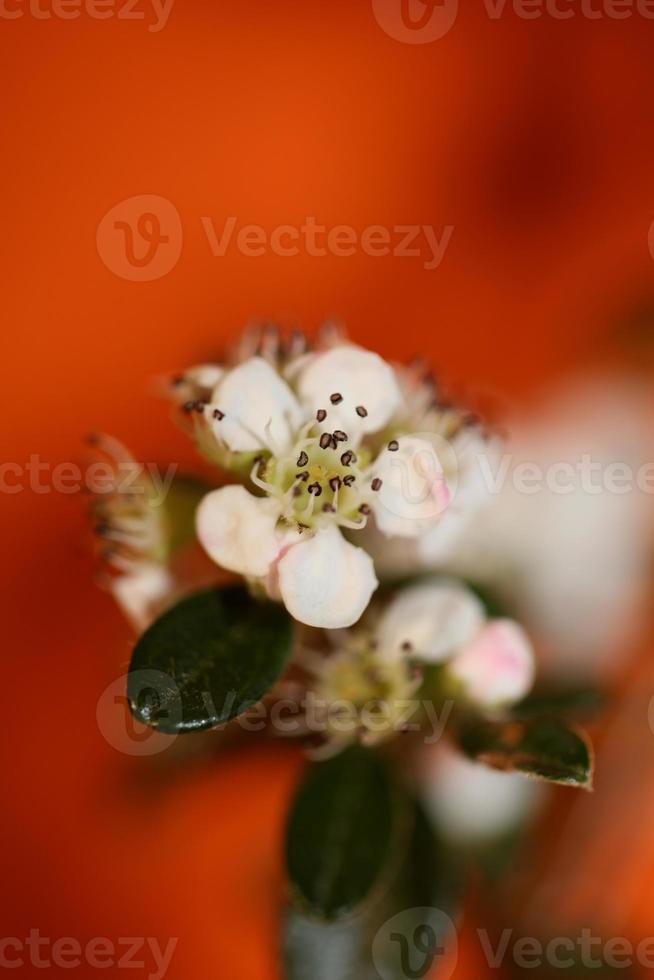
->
[172, 328, 494, 628]
[302, 579, 534, 756]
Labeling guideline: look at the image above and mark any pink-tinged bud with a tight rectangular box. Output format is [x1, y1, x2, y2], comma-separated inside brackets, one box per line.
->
[447, 620, 535, 708]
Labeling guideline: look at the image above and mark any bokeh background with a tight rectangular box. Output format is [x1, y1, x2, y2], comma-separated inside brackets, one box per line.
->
[4, 2, 654, 977]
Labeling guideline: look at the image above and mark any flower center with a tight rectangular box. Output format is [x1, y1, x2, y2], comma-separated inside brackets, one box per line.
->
[249, 399, 381, 532]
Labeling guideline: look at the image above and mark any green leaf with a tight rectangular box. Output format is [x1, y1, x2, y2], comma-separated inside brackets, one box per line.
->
[127, 587, 293, 734]
[284, 797, 463, 980]
[285, 746, 403, 921]
[458, 717, 594, 790]
[511, 686, 604, 721]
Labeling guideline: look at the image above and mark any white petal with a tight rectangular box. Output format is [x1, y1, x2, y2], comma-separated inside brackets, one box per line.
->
[373, 436, 452, 538]
[110, 565, 175, 633]
[186, 363, 224, 390]
[295, 345, 402, 440]
[209, 357, 303, 453]
[196, 485, 281, 577]
[377, 579, 485, 663]
[448, 619, 535, 707]
[422, 745, 539, 843]
[278, 526, 378, 628]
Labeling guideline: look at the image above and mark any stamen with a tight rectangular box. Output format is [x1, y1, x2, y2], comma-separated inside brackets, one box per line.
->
[333, 430, 347, 442]
[338, 516, 367, 530]
[329, 477, 341, 492]
[330, 393, 343, 404]
[341, 450, 354, 466]
[355, 405, 368, 418]
[342, 474, 355, 487]
[307, 482, 323, 497]
[371, 478, 382, 491]
[212, 408, 224, 420]
[297, 451, 309, 466]
[401, 641, 413, 653]
[319, 433, 333, 450]
[250, 461, 276, 494]
[322, 503, 335, 513]
[359, 504, 371, 516]
[296, 471, 309, 482]
[316, 409, 327, 422]
[388, 440, 399, 452]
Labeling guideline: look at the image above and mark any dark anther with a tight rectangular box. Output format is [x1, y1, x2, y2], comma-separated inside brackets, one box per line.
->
[343, 474, 355, 487]
[212, 408, 225, 420]
[340, 450, 354, 466]
[194, 401, 207, 413]
[308, 482, 323, 496]
[355, 405, 368, 418]
[401, 641, 413, 653]
[292, 486, 302, 497]
[333, 430, 347, 442]
[322, 503, 335, 513]
[316, 409, 327, 422]
[330, 392, 343, 404]
[359, 504, 371, 516]
[388, 440, 399, 452]
[319, 433, 333, 450]
[297, 450, 309, 466]
[329, 476, 341, 492]
[371, 478, 382, 491]
[296, 471, 309, 482]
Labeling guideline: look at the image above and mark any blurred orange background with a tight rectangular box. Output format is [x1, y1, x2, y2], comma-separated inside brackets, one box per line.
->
[3, 3, 654, 977]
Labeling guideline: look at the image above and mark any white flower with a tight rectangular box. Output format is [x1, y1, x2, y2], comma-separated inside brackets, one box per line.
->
[88, 435, 213, 632]
[192, 348, 461, 628]
[376, 579, 534, 708]
[376, 580, 485, 662]
[303, 630, 422, 757]
[421, 745, 540, 843]
[110, 564, 175, 633]
[447, 619, 535, 707]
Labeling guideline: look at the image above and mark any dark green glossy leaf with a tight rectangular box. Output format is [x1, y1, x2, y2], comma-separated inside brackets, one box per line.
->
[511, 687, 604, 721]
[284, 796, 463, 979]
[127, 587, 293, 734]
[458, 717, 593, 790]
[286, 746, 401, 921]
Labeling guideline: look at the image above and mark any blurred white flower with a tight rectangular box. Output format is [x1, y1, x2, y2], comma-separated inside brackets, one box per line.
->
[304, 631, 422, 757]
[449, 374, 654, 678]
[422, 745, 541, 843]
[377, 579, 535, 708]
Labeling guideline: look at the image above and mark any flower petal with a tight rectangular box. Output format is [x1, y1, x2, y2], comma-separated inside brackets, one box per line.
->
[278, 526, 378, 628]
[373, 436, 451, 538]
[448, 619, 535, 707]
[209, 356, 303, 453]
[196, 485, 281, 577]
[377, 579, 485, 663]
[295, 345, 402, 440]
[110, 565, 175, 633]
